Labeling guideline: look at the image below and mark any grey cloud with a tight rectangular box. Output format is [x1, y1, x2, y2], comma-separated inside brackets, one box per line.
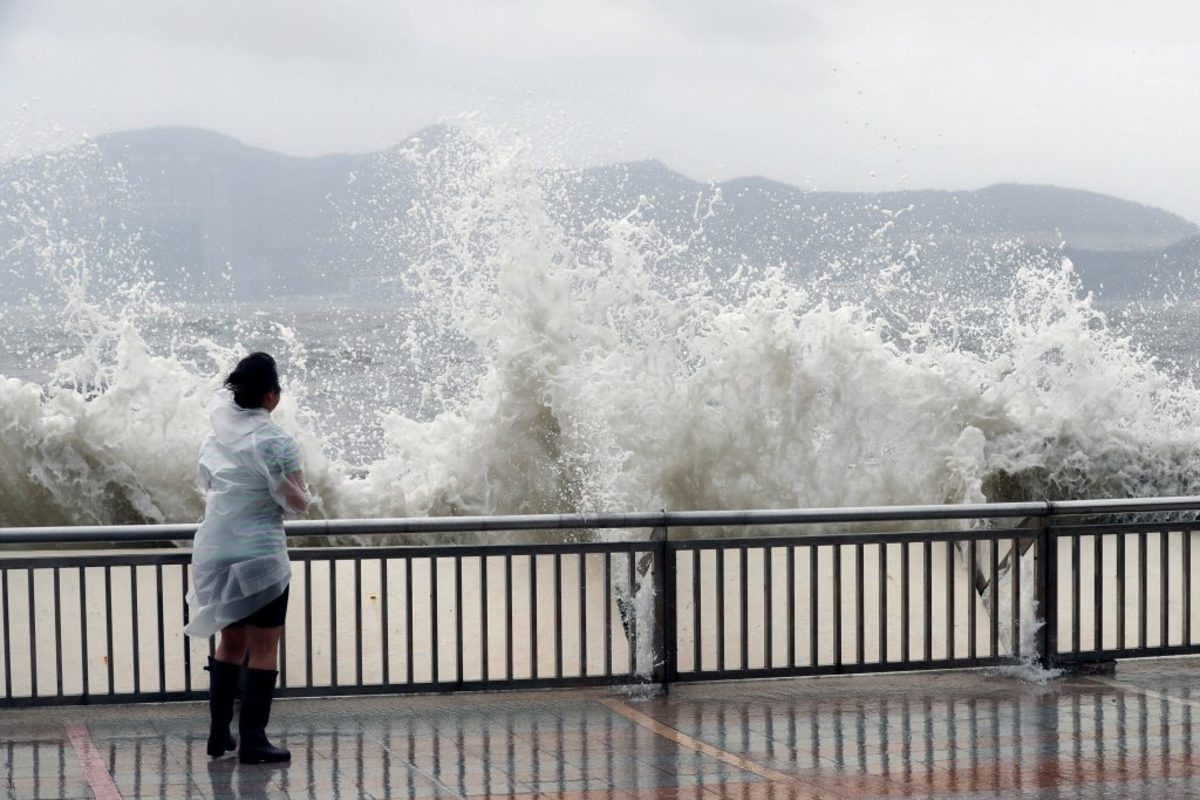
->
[0, 0, 1197, 223]
[646, 0, 813, 42]
[8, 0, 411, 62]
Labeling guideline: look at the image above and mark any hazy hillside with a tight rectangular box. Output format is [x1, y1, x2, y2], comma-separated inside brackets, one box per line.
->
[574, 164, 1196, 252]
[1066, 236, 1200, 298]
[2, 126, 1196, 302]
[95, 127, 364, 297]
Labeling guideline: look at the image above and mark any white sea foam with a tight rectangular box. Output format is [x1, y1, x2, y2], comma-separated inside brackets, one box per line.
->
[2, 126, 1200, 531]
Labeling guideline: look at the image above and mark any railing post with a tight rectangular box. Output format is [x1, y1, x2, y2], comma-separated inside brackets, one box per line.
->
[651, 518, 674, 694]
[1036, 502, 1057, 670]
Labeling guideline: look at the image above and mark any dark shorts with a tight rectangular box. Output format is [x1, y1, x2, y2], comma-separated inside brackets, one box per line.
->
[226, 586, 289, 629]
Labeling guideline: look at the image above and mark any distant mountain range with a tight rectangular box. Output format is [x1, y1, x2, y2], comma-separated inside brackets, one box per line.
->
[1, 126, 1197, 301]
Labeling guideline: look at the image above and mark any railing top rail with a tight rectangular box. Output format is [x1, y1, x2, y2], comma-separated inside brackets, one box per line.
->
[2, 496, 1199, 546]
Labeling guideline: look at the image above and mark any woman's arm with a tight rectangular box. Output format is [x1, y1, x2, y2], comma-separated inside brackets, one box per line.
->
[280, 470, 310, 516]
[257, 432, 310, 517]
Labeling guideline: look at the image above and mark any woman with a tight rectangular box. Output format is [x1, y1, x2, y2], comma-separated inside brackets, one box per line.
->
[184, 352, 310, 764]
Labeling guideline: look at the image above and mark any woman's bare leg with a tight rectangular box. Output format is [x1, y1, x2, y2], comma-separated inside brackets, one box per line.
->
[215, 626, 248, 664]
[245, 625, 284, 670]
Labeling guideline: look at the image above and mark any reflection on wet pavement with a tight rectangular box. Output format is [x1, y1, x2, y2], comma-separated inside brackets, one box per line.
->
[6, 659, 1200, 798]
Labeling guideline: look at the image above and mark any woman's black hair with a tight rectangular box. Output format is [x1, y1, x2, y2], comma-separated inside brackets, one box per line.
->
[225, 352, 282, 409]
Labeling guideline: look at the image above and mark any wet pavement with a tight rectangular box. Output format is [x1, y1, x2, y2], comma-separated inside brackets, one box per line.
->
[5, 660, 1200, 798]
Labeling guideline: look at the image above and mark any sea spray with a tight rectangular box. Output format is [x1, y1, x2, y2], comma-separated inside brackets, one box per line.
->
[343, 128, 1200, 522]
[987, 542, 1063, 683]
[0, 135, 337, 526]
[6, 126, 1200, 527]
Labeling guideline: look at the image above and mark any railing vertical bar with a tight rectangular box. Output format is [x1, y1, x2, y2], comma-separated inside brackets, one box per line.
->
[505, 555, 514, 681]
[1, 568, 10, 701]
[809, 546, 818, 667]
[405, 557, 414, 686]
[657, 532, 676, 690]
[431, 557, 440, 685]
[330, 559, 339, 686]
[355, 558, 364, 687]
[968, 539, 977, 661]
[181, 565, 191, 693]
[1038, 525, 1058, 668]
[717, 548, 726, 673]
[1139, 531, 1148, 649]
[603, 553, 612, 677]
[454, 556, 464, 685]
[28, 568, 37, 698]
[1012, 538, 1021, 657]
[833, 544, 843, 668]
[787, 545, 796, 668]
[554, 553, 563, 680]
[531, 554, 539, 679]
[990, 537, 1000, 658]
[901, 543, 910, 663]
[878, 544, 887, 664]
[659, 536, 676, 686]
[1071, 534, 1081, 654]
[627, 551, 638, 676]
[380, 557, 390, 685]
[578, 553, 586, 678]
[1117, 533, 1126, 649]
[79, 567, 89, 699]
[923, 542, 932, 663]
[739, 545, 749, 671]
[1094, 535, 1103, 652]
[304, 561, 313, 689]
[764, 547, 773, 669]
[1162, 531, 1171, 649]
[53, 568, 63, 697]
[855, 543, 864, 665]
[104, 566, 113, 696]
[1185, 531, 1193, 646]
[130, 566, 140, 696]
[692, 548, 701, 672]
[155, 565, 165, 694]
[946, 541, 955, 661]
[482, 555, 490, 682]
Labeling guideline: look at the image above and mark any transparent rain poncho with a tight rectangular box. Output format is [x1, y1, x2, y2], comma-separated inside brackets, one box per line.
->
[184, 390, 309, 638]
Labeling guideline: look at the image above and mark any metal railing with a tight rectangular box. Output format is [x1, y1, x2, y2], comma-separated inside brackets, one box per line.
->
[2, 497, 1200, 707]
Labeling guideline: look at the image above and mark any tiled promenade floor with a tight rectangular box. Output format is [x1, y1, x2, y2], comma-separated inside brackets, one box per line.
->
[6, 660, 1200, 798]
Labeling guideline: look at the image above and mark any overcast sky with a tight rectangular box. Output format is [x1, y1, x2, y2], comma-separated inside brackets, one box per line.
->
[2, 0, 1199, 223]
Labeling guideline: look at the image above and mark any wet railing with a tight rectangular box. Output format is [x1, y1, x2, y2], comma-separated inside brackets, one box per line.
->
[2, 497, 1200, 706]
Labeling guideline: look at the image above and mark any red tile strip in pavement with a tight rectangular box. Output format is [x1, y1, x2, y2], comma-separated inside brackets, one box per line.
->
[64, 721, 123, 800]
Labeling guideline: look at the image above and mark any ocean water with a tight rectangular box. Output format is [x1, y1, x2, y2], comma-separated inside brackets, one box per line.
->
[3, 127, 1200, 531]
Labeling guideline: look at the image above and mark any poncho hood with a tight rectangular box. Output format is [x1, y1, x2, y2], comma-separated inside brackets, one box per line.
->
[208, 389, 271, 446]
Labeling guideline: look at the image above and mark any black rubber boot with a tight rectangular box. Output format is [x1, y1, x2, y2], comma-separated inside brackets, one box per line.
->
[238, 667, 290, 765]
[205, 657, 239, 757]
